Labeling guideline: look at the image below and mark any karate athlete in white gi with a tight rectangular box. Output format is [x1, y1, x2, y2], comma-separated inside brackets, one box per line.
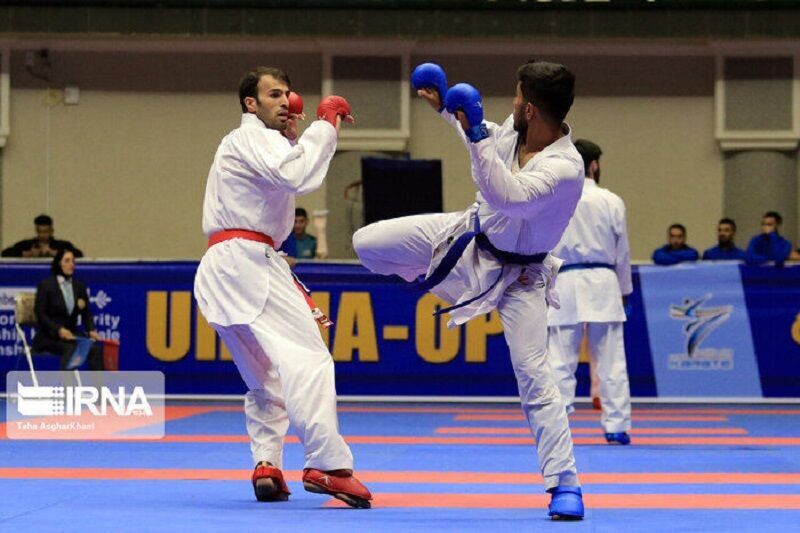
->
[194, 67, 372, 508]
[353, 61, 585, 520]
[547, 139, 633, 445]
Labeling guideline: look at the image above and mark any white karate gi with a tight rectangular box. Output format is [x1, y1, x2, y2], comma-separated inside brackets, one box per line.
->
[547, 178, 632, 434]
[194, 113, 353, 471]
[354, 112, 584, 490]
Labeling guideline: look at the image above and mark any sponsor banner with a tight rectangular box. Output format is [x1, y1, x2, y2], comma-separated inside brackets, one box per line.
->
[1, 261, 798, 398]
[0, 286, 35, 359]
[5, 370, 165, 440]
[739, 265, 800, 397]
[0, 262, 517, 396]
[639, 263, 762, 397]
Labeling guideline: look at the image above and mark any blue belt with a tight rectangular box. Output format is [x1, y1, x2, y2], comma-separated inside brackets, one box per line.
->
[559, 262, 615, 273]
[416, 216, 547, 315]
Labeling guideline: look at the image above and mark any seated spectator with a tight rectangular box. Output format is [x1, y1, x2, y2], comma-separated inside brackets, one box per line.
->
[652, 223, 699, 265]
[33, 248, 103, 370]
[1, 214, 83, 258]
[746, 211, 799, 266]
[702, 218, 747, 261]
[280, 207, 318, 260]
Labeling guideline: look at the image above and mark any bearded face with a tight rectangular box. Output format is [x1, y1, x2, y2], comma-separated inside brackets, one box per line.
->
[247, 75, 290, 132]
[512, 82, 527, 134]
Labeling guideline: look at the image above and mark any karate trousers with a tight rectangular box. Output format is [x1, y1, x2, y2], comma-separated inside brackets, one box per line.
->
[354, 213, 579, 490]
[547, 322, 632, 433]
[212, 261, 354, 471]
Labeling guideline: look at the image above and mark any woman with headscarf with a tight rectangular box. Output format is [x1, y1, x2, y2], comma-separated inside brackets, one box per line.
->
[33, 248, 104, 370]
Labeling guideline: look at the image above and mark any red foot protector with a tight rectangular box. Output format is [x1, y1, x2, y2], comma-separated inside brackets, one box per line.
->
[302, 468, 372, 509]
[252, 463, 291, 502]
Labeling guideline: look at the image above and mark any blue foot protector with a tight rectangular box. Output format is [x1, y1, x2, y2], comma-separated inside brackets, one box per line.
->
[547, 486, 584, 520]
[605, 432, 631, 445]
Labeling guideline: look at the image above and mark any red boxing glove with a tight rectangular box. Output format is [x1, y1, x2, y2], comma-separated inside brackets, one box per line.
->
[288, 92, 304, 115]
[317, 95, 351, 126]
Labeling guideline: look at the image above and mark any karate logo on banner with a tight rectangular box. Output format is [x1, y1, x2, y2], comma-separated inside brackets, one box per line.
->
[668, 294, 733, 370]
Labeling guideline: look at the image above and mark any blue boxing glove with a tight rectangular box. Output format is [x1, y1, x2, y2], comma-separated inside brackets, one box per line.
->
[444, 83, 489, 143]
[411, 63, 448, 112]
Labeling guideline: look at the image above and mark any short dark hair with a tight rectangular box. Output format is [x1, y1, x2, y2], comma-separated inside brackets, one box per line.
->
[763, 211, 782, 225]
[295, 207, 308, 218]
[669, 223, 686, 236]
[34, 214, 53, 226]
[718, 217, 737, 231]
[574, 139, 602, 174]
[51, 247, 74, 277]
[238, 67, 291, 113]
[516, 60, 575, 123]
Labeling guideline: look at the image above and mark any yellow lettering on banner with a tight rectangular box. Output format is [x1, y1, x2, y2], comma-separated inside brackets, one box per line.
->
[416, 293, 460, 364]
[195, 309, 216, 361]
[383, 326, 409, 340]
[332, 292, 379, 362]
[465, 311, 503, 363]
[792, 313, 800, 345]
[220, 340, 233, 361]
[312, 291, 331, 348]
[146, 291, 191, 362]
[579, 331, 591, 363]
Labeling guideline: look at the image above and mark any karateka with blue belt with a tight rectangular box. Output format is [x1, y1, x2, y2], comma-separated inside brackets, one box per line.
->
[353, 61, 585, 520]
[546, 139, 633, 446]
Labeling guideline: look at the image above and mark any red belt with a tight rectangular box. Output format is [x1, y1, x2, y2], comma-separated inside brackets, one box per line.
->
[208, 229, 274, 249]
[206, 228, 333, 329]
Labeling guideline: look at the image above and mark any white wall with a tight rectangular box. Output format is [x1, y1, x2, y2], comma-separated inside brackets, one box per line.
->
[1, 45, 726, 260]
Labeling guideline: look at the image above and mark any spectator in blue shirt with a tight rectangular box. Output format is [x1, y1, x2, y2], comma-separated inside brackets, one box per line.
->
[280, 207, 318, 260]
[702, 218, 747, 261]
[652, 223, 699, 265]
[746, 211, 799, 266]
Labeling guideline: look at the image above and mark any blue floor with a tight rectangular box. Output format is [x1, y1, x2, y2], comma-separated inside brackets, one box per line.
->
[2, 401, 799, 532]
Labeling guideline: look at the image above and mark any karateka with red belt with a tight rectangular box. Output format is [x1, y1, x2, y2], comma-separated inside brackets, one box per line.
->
[194, 67, 372, 509]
